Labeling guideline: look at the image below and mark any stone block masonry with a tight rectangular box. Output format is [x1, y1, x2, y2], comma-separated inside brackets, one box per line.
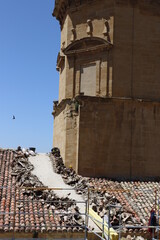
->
[53, 96, 160, 180]
[53, 0, 160, 180]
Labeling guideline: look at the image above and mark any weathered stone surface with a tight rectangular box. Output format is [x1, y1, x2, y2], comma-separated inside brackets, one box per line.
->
[53, 0, 160, 180]
[53, 96, 160, 180]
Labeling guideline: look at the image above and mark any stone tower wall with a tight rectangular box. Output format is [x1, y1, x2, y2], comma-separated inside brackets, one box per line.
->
[78, 97, 160, 179]
[113, 1, 160, 100]
[53, 0, 160, 179]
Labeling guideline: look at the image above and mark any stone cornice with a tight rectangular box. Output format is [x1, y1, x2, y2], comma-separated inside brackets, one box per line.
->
[53, 0, 97, 28]
[53, 0, 160, 28]
[53, 0, 68, 27]
[52, 98, 79, 117]
[52, 95, 160, 117]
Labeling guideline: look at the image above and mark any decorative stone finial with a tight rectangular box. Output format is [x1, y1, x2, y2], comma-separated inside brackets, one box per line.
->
[103, 20, 110, 42]
[87, 19, 93, 36]
[70, 28, 76, 42]
[61, 41, 65, 51]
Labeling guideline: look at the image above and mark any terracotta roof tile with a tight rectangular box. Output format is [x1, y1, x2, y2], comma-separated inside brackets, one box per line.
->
[51, 152, 160, 234]
[0, 149, 84, 233]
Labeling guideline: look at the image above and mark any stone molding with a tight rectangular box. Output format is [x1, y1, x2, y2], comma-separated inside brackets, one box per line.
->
[53, 95, 160, 117]
[63, 37, 113, 56]
[52, 98, 80, 117]
[56, 52, 65, 71]
[53, 0, 160, 28]
[53, 0, 97, 28]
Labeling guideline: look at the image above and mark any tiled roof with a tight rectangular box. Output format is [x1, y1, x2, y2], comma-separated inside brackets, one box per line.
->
[0, 149, 84, 233]
[88, 179, 159, 226]
[1, 148, 159, 235]
[51, 153, 160, 234]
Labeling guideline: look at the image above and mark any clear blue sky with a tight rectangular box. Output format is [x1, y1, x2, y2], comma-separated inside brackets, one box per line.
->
[0, 0, 60, 152]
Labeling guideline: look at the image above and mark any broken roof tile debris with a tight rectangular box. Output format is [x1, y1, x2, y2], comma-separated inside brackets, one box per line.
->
[1, 146, 160, 237]
[50, 148, 160, 234]
[0, 148, 84, 233]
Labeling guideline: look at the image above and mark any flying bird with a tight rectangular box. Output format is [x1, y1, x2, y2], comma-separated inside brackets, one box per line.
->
[12, 115, 15, 120]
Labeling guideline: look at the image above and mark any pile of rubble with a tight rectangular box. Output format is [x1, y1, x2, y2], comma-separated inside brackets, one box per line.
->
[50, 148, 86, 190]
[11, 147, 84, 231]
[11, 148, 42, 188]
[50, 148, 144, 230]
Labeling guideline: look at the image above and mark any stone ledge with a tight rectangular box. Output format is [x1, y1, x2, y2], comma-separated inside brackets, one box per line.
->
[53, 95, 160, 117]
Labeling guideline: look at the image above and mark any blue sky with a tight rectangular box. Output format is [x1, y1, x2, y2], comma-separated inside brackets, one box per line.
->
[0, 0, 60, 152]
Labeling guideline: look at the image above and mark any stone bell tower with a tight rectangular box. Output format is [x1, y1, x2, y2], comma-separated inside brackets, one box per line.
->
[53, 0, 160, 180]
